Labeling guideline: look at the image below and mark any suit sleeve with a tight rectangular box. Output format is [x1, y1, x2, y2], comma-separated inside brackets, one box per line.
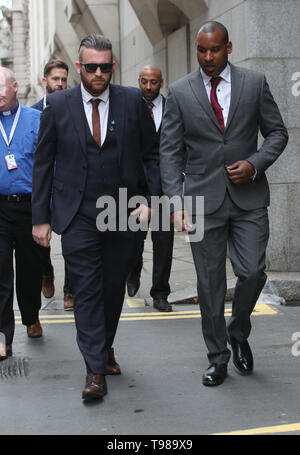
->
[247, 76, 289, 175]
[31, 104, 56, 225]
[159, 86, 186, 209]
[139, 97, 161, 198]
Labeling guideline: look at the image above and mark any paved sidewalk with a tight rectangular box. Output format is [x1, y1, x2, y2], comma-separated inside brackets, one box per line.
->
[4, 231, 300, 436]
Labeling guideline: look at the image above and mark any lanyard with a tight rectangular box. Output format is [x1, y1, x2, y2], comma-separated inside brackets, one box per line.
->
[0, 104, 21, 153]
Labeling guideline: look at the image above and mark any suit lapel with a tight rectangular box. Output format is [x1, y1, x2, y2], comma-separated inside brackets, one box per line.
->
[65, 84, 87, 157]
[188, 68, 222, 132]
[157, 95, 166, 136]
[109, 84, 125, 165]
[226, 63, 244, 132]
[189, 65, 245, 134]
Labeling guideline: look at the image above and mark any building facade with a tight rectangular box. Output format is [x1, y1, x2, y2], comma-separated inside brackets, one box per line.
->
[3, 0, 300, 296]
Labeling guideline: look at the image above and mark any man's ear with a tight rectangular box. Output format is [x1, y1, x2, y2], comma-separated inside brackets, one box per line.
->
[75, 61, 81, 75]
[13, 80, 19, 94]
[227, 41, 233, 55]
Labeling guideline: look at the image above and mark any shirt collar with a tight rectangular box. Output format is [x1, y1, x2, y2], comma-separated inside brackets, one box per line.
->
[151, 93, 162, 108]
[81, 82, 110, 104]
[143, 93, 162, 108]
[200, 63, 231, 86]
[0, 102, 20, 117]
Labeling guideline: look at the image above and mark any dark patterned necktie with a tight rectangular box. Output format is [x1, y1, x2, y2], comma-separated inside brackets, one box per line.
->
[90, 99, 101, 147]
[147, 101, 155, 121]
[210, 77, 225, 132]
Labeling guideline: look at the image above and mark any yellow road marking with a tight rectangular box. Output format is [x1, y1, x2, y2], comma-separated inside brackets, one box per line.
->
[14, 304, 277, 325]
[213, 422, 300, 435]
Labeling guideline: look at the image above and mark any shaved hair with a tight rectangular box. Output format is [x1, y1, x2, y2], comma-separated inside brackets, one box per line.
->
[139, 65, 163, 80]
[197, 21, 229, 44]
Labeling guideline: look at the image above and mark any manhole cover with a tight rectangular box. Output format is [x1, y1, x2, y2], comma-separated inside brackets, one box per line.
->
[0, 357, 30, 380]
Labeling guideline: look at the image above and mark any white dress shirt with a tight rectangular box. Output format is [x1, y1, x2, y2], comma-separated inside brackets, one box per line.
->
[200, 63, 231, 127]
[148, 93, 163, 133]
[200, 64, 257, 179]
[81, 82, 110, 145]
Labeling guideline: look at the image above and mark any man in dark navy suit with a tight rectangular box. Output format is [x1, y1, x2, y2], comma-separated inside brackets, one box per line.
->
[31, 35, 160, 401]
[32, 59, 68, 111]
[127, 65, 174, 312]
[31, 59, 74, 312]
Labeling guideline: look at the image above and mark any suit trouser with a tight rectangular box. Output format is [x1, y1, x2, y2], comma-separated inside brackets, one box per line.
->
[39, 245, 72, 294]
[0, 200, 42, 346]
[129, 227, 174, 299]
[61, 214, 142, 374]
[190, 192, 269, 365]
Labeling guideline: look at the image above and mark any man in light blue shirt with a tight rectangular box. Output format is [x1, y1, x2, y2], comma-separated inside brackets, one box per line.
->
[0, 66, 43, 361]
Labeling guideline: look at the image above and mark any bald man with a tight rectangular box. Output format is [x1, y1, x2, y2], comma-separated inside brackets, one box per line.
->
[126, 65, 174, 312]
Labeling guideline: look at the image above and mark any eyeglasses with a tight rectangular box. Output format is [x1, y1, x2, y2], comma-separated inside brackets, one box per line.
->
[80, 62, 113, 74]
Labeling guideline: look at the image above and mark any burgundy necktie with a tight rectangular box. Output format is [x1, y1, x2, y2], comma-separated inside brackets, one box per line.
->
[210, 77, 225, 132]
[90, 99, 101, 147]
[147, 101, 155, 121]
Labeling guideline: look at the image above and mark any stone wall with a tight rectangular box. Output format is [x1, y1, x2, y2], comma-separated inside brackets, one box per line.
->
[12, 0, 30, 103]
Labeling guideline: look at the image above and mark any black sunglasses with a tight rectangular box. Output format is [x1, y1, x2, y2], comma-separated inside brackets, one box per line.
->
[80, 62, 113, 74]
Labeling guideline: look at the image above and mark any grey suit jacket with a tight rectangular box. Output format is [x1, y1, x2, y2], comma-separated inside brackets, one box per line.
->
[159, 63, 288, 214]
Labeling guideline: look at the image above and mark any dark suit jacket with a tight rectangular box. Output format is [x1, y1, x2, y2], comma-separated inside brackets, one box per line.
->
[32, 83, 161, 234]
[142, 94, 165, 195]
[160, 63, 289, 215]
[31, 98, 44, 112]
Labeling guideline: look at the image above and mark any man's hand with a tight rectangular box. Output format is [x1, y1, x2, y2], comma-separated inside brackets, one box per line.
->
[32, 224, 52, 248]
[171, 210, 193, 232]
[226, 160, 255, 184]
[130, 204, 151, 222]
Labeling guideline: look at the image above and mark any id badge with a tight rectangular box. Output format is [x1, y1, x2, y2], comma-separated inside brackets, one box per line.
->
[5, 154, 18, 170]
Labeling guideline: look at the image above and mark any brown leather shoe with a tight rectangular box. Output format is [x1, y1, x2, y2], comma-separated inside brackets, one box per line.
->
[27, 319, 43, 338]
[0, 343, 12, 361]
[63, 293, 74, 311]
[82, 374, 107, 401]
[106, 347, 121, 375]
[42, 275, 55, 299]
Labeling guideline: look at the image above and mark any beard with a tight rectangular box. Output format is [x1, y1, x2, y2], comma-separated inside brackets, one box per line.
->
[143, 89, 160, 102]
[80, 69, 112, 96]
[46, 83, 64, 94]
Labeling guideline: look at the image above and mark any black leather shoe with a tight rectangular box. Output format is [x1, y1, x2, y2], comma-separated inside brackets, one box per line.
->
[229, 335, 253, 375]
[82, 374, 107, 401]
[202, 363, 227, 386]
[153, 297, 172, 312]
[127, 275, 141, 297]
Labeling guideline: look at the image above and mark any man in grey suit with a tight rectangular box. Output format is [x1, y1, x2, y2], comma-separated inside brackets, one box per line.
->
[160, 21, 288, 386]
